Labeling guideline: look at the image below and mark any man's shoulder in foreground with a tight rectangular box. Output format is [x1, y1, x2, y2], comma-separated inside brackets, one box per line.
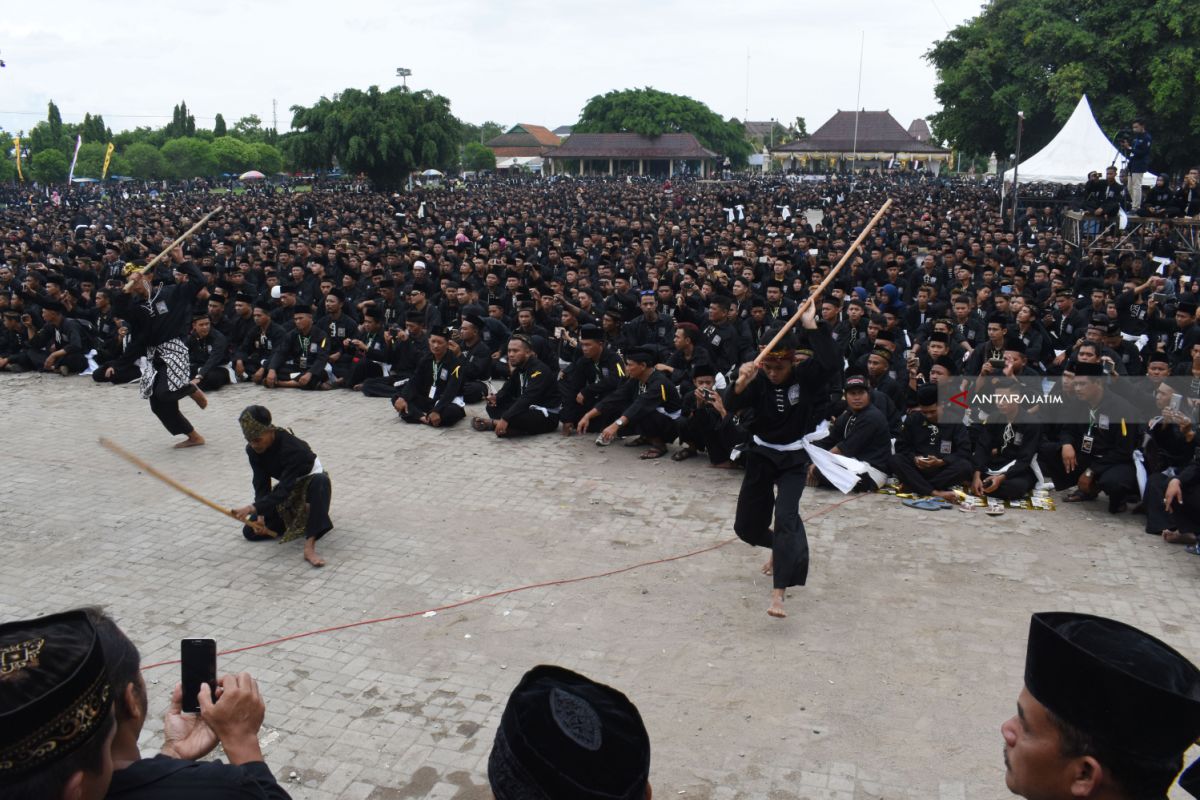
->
[107, 753, 291, 800]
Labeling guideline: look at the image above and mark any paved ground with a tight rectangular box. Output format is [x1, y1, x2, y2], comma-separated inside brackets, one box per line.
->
[3, 372, 1199, 799]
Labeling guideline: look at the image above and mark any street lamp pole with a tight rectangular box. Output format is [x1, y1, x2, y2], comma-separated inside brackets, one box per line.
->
[1010, 110, 1024, 234]
[395, 67, 411, 89]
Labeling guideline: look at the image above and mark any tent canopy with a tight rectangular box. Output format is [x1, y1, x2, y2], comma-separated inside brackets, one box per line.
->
[1004, 96, 1154, 186]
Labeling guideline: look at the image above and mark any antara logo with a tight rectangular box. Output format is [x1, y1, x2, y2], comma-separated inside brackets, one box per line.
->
[950, 390, 969, 409]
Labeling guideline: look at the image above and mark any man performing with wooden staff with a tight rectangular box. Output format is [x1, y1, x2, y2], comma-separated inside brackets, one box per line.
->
[725, 199, 892, 619]
[113, 245, 209, 448]
[231, 405, 334, 568]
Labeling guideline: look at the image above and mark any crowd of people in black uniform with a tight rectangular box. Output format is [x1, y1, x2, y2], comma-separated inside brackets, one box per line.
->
[3, 167, 1200, 539]
[6, 168, 1200, 799]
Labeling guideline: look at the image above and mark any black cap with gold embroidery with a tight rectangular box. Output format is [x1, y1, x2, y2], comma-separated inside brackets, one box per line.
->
[0, 610, 112, 783]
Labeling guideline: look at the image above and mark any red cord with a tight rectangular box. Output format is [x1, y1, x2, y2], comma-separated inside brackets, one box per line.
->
[141, 492, 863, 671]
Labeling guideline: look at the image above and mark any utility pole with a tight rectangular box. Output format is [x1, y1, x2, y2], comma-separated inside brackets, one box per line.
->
[1011, 110, 1024, 234]
[396, 67, 411, 89]
[272, 98, 277, 132]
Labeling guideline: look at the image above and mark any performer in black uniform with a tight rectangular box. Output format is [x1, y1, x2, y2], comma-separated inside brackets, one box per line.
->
[725, 301, 835, 618]
[232, 405, 334, 568]
[115, 247, 208, 448]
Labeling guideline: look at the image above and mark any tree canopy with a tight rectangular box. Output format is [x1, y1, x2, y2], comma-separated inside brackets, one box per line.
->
[575, 88, 753, 166]
[288, 86, 462, 187]
[30, 149, 69, 184]
[926, 0, 1200, 171]
[462, 141, 496, 172]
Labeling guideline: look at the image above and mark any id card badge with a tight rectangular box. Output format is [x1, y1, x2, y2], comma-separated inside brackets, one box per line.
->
[939, 440, 952, 454]
[428, 383, 437, 399]
[1081, 434, 1094, 454]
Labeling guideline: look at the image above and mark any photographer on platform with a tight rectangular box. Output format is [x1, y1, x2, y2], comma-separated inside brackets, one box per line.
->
[1118, 119, 1152, 210]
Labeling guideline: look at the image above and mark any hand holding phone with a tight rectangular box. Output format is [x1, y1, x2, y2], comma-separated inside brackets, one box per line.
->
[181, 638, 217, 714]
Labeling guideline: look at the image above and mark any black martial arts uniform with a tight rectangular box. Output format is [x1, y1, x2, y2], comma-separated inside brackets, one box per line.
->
[593, 369, 682, 444]
[888, 413, 973, 496]
[559, 348, 626, 425]
[394, 353, 467, 427]
[106, 754, 292, 800]
[486, 356, 560, 435]
[724, 322, 836, 591]
[242, 429, 333, 544]
[972, 413, 1043, 500]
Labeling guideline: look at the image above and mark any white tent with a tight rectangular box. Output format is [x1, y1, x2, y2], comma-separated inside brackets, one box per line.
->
[1003, 95, 1154, 186]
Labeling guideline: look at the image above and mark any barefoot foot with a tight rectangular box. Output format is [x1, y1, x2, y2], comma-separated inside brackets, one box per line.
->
[174, 432, 205, 449]
[761, 555, 773, 575]
[304, 539, 325, 567]
[767, 589, 787, 618]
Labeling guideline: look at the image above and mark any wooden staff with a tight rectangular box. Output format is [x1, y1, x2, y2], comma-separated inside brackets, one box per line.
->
[99, 437, 273, 537]
[754, 197, 894, 365]
[134, 205, 224, 275]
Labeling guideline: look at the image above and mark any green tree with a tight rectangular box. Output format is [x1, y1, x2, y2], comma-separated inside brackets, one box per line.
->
[289, 85, 462, 188]
[116, 143, 168, 179]
[0, 155, 14, 182]
[232, 114, 264, 141]
[792, 117, 808, 139]
[79, 113, 109, 144]
[161, 137, 216, 178]
[165, 101, 197, 139]
[72, 142, 107, 178]
[575, 87, 753, 167]
[30, 148, 69, 184]
[463, 141, 495, 172]
[250, 142, 283, 174]
[926, 0, 1200, 172]
[210, 135, 253, 174]
[461, 120, 505, 145]
[213, 113, 227, 137]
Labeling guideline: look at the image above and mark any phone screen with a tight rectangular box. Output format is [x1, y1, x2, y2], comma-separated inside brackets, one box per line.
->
[180, 638, 217, 714]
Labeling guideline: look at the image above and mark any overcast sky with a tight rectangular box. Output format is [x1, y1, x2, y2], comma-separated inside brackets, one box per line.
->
[0, 0, 985, 140]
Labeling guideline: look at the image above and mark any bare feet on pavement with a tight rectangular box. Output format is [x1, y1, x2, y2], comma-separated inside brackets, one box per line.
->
[174, 432, 205, 449]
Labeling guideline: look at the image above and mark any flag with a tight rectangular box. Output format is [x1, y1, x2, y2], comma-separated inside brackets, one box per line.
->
[67, 134, 82, 183]
[12, 137, 22, 182]
[101, 142, 115, 179]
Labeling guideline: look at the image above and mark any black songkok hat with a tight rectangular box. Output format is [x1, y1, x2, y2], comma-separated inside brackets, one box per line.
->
[1146, 351, 1170, 366]
[462, 313, 485, 330]
[363, 305, 384, 321]
[1003, 336, 1026, 354]
[624, 347, 656, 366]
[1180, 300, 1199, 316]
[234, 291, 255, 304]
[292, 304, 314, 316]
[0, 610, 112, 784]
[40, 298, 67, 314]
[428, 325, 450, 339]
[488, 665, 650, 800]
[915, 382, 939, 405]
[929, 331, 949, 344]
[1024, 612, 1200, 795]
[405, 310, 425, 324]
[579, 324, 603, 342]
[1072, 360, 1104, 376]
[691, 362, 716, 378]
[253, 300, 273, 313]
[193, 302, 209, 321]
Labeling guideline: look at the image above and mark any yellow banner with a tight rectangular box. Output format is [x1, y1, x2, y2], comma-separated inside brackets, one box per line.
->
[13, 137, 22, 182]
[101, 142, 115, 179]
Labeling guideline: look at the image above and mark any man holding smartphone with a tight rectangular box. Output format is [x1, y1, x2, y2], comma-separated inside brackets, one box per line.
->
[83, 609, 293, 800]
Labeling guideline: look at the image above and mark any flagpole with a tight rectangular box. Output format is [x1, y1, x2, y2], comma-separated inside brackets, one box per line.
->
[850, 30, 864, 178]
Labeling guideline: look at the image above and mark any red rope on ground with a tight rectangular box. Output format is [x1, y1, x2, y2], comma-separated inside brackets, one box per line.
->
[141, 492, 864, 671]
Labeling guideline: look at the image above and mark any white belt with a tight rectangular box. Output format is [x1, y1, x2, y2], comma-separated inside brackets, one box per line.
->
[452, 396, 466, 408]
[752, 434, 806, 451]
[530, 404, 561, 417]
[655, 406, 683, 420]
[308, 457, 324, 476]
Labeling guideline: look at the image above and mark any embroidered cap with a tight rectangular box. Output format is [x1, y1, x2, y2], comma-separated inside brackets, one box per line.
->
[0, 610, 112, 784]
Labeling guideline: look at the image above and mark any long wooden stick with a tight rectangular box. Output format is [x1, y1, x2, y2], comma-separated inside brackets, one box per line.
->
[136, 206, 223, 275]
[754, 197, 894, 365]
[99, 437, 272, 536]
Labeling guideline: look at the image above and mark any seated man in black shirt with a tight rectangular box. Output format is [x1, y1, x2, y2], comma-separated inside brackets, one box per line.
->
[888, 382, 973, 502]
[809, 373, 893, 492]
[90, 608, 293, 800]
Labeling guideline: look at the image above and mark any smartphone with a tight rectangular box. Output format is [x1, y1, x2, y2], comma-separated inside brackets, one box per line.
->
[180, 638, 217, 714]
[1152, 292, 1167, 303]
[1169, 393, 1183, 412]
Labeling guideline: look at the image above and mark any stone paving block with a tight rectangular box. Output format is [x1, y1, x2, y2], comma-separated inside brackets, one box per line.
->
[3, 373, 1200, 798]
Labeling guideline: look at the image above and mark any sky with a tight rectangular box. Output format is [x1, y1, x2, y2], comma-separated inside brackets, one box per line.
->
[0, 0, 986, 140]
